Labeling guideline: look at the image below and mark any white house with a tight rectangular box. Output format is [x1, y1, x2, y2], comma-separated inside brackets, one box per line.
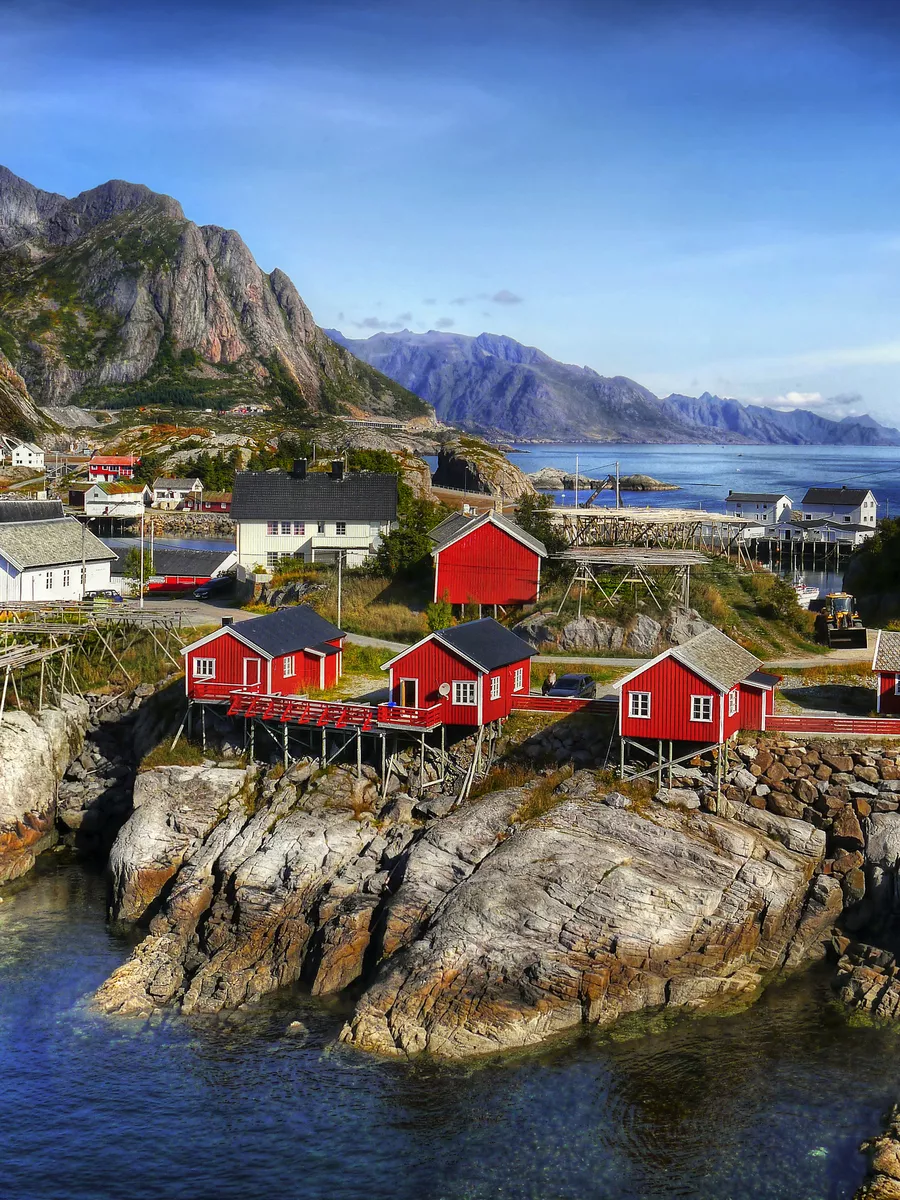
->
[799, 487, 877, 527]
[84, 482, 151, 518]
[725, 492, 793, 524]
[0, 517, 116, 601]
[151, 477, 203, 510]
[11, 442, 45, 470]
[230, 459, 398, 576]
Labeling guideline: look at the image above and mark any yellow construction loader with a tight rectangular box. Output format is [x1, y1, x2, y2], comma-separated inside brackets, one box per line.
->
[815, 592, 867, 649]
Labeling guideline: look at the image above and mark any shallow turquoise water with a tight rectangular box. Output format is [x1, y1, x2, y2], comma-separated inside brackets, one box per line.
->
[1, 859, 897, 1200]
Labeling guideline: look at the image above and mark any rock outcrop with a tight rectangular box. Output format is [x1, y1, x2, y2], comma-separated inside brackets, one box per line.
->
[528, 466, 678, 492]
[513, 608, 712, 655]
[0, 347, 53, 440]
[432, 439, 534, 500]
[855, 1105, 900, 1199]
[0, 699, 89, 883]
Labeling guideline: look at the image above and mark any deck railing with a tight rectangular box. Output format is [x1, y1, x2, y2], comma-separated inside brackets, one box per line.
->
[767, 714, 900, 735]
[511, 694, 617, 714]
[218, 690, 443, 731]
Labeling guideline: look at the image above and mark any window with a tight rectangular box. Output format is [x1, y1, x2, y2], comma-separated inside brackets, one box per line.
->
[293, 521, 305, 535]
[490, 676, 501, 700]
[894, 675, 900, 696]
[514, 667, 524, 692]
[629, 691, 651, 719]
[336, 521, 346, 536]
[283, 655, 296, 678]
[845, 516, 851, 523]
[46, 571, 53, 590]
[281, 521, 292, 535]
[452, 680, 477, 706]
[317, 522, 325, 534]
[267, 521, 278, 535]
[691, 695, 713, 722]
[728, 688, 740, 716]
[266, 552, 279, 568]
[193, 658, 216, 679]
[62, 569, 70, 588]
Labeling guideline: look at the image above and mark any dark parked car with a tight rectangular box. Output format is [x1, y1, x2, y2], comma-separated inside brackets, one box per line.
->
[83, 589, 124, 603]
[193, 576, 232, 600]
[547, 673, 596, 699]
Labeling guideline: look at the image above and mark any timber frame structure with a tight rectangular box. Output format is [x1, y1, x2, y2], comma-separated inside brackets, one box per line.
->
[546, 506, 755, 565]
[618, 732, 734, 808]
[0, 641, 74, 722]
[554, 547, 709, 614]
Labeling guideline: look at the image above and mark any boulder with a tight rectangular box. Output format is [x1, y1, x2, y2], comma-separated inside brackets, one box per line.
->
[655, 787, 701, 810]
[626, 613, 662, 655]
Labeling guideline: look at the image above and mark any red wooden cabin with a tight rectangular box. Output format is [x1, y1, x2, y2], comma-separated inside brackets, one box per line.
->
[617, 627, 779, 744]
[873, 631, 900, 714]
[182, 606, 345, 700]
[430, 512, 546, 607]
[383, 617, 534, 726]
[88, 454, 140, 482]
[185, 492, 232, 513]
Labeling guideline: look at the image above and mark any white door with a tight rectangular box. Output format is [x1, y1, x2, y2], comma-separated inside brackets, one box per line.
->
[243, 658, 261, 692]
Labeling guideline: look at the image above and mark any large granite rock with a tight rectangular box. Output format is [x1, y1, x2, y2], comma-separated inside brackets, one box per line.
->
[0, 699, 89, 884]
[341, 796, 824, 1058]
[855, 1105, 900, 1199]
[108, 766, 250, 923]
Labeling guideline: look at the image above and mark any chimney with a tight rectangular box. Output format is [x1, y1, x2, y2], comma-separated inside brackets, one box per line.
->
[221, 616, 233, 627]
[331, 460, 344, 481]
[292, 458, 307, 480]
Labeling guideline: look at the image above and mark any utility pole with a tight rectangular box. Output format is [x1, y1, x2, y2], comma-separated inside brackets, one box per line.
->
[575, 454, 579, 509]
[615, 460, 620, 509]
[139, 507, 145, 609]
[336, 549, 343, 628]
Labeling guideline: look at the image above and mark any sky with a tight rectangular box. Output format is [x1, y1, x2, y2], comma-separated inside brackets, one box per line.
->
[3, 0, 900, 423]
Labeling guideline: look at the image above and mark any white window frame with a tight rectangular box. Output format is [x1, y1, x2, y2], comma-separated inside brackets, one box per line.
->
[46, 571, 53, 590]
[266, 551, 279, 568]
[452, 680, 477, 706]
[280, 520, 292, 535]
[728, 688, 740, 716]
[514, 667, 524, 692]
[267, 521, 278, 535]
[293, 521, 305, 535]
[628, 691, 651, 719]
[490, 675, 501, 700]
[193, 657, 216, 679]
[691, 694, 713, 723]
[283, 655, 296, 679]
[63, 569, 70, 588]
[336, 521, 346, 536]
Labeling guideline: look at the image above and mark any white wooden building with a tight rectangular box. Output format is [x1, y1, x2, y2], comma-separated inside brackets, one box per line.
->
[84, 482, 151, 518]
[799, 487, 877, 527]
[230, 460, 398, 576]
[152, 477, 203, 510]
[0, 517, 115, 601]
[11, 442, 45, 469]
[725, 492, 793, 524]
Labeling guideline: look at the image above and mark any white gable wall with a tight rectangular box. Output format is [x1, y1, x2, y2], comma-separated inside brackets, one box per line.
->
[0, 556, 112, 601]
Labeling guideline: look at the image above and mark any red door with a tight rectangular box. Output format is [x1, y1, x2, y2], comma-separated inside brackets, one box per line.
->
[243, 658, 262, 692]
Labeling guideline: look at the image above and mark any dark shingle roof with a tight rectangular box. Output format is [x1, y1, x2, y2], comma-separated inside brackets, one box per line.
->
[671, 627, 761, 691]
[110, 547, 234, 578]
[874, 631, 900, 673]
[429, 511, 547, 556]
[0, 500, 64, 524]
[745, 669, 781, 689]
[802, 487, 872, 506]
[726, 492, 790, 504]
[233, 605, 344, 657]
[231, 471, 398, 522]
[0, 518, 116, 570]
[435, 617, 534, 671]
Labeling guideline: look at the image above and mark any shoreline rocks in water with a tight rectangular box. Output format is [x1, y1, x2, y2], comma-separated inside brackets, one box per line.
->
[855, 1105, 900, 1199]
[528, 466, 679, 492]
[0, 699, 89, 884]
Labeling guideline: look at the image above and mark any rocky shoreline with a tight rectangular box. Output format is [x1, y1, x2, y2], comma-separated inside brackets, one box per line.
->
[528, 466, 679, 492]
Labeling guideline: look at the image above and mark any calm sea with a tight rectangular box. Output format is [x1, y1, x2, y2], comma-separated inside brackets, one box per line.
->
[1, 859, 897, 1199]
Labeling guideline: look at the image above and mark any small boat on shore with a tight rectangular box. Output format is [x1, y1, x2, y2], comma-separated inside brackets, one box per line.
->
[792, 577, 820, 609]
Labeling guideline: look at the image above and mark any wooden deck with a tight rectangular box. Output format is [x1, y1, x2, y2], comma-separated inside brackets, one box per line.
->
[217, 689, 444, 732]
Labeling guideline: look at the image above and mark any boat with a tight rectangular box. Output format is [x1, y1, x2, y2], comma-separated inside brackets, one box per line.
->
[792, 577, 820, 609]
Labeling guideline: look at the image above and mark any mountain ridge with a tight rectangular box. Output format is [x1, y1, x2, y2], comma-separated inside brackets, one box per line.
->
[329, 327, 900, 446]
[0, 167, 429, 424]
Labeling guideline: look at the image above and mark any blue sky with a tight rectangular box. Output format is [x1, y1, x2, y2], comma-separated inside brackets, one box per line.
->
[4, 0, 900, 422]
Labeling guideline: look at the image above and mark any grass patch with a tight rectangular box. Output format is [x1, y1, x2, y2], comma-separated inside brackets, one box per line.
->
[512, 768, 572, 823]
[470, 762, 535, 799]
[313, 573, 429, 642]
[139, 740, 206, 771]
[342, 642, 393, 673]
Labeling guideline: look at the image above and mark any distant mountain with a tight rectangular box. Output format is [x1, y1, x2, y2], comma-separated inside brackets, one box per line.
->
[0, 167, 428, 423]
[330, 328, 900, 446]
[0, 348, 53, 440]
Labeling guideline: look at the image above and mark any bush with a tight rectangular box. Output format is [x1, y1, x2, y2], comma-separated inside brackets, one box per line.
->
[426, 594, 453, 632]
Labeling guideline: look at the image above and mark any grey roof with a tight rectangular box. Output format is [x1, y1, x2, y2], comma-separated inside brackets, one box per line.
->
[0, 499, 64, 524]
[789, 519, 872, 532]
[429, 511, 547, 557]
[802, 487, 872, 506]
[233, 605, 345, 657]
[231, 470, 398, 522]
[152, 477, 202, 491]
[726, 492, 790, 503]
[435, 617, 534, 671]
[745, 669, 781, 689]
[110, 546, 234, 578]
[0, 518, 116, 570]
[874, 631, 900, 672]
[670, 627, 761, 691]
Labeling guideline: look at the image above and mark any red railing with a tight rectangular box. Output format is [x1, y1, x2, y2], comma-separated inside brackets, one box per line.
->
[222, 690, 443, 731]
[767, 715, 900, 735]
[511, 694, 617, 714]
[192, 681, 245, 700]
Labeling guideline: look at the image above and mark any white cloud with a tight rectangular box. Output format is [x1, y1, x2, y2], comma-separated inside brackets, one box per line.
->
[758, 390, 867, 420]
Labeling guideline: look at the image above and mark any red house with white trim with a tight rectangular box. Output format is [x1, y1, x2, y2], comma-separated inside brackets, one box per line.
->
[429, 512, 547, 607]
[873, 630, 900, 714]
[382, 617, 534, 726]
[182, 606, 345, 700]
[616, 627, 779, 744]
[88, 454, 141, 482]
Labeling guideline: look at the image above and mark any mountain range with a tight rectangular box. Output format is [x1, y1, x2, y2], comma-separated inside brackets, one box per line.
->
[329, 328, 900, 446]
[0, 167, 427, 423]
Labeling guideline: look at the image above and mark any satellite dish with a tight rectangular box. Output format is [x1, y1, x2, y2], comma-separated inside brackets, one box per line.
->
[438, 682, 451, 697]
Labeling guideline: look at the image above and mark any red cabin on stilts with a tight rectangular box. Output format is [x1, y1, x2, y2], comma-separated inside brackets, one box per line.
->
[383, 617, 534, 726]
[429, 512, 546, 607]
[616, 627, 779, 744]
[182, 606, 345, 701]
